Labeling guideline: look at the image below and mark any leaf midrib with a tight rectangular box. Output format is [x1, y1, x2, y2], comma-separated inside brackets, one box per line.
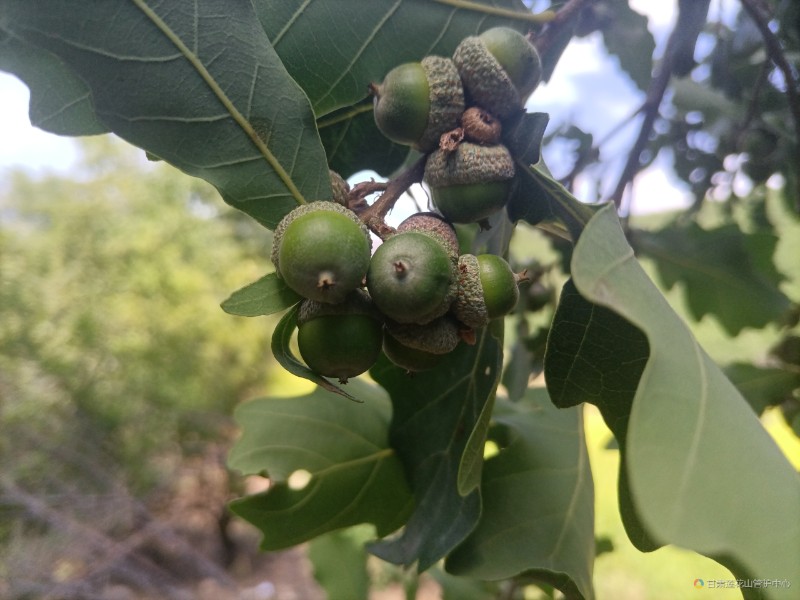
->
[130, 0, 306, 205]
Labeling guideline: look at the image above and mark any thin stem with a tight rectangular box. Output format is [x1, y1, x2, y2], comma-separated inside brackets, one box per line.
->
[130, 0, 307, 206]
[357, 156, 427, 239]
[316, 102, 374, 129]
[740, 0, 800, 211]
[431, 0, 556, 24]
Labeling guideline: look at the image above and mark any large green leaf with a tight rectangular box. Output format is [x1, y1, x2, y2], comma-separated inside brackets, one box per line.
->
[317, 101, 414, 179]
[368, 324, 503, 571]
[228, 380, 413, 549]
[446, 389, 595, 600]
[1, 0, 331, 229]
[633, 221, 791, 335]
[0, 29, 107, 135]
[550, 204, 800, 599]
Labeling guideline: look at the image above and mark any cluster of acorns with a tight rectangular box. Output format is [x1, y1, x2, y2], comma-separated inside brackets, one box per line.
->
[271, 27, 541, 382]
[272, 203, 525, 382]
[372, 26, 542, 223]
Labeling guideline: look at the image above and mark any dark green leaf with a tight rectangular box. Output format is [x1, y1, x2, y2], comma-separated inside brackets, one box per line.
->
[228, 381, 413, 549]
[309, 527, 372, 600]
[317, 101, 414, 179]
[632, 222, 791, 335]
[503, 112, 550, 167]
[0, 28, 107, 135]
[368, 325, 503, 571]
[554, 204, 800, 594]
[545, 279, 656, 551]
[508, 164, 598, 240]
[271, 305, 358, 402]
[2, 0, 331, 229]
[220, 272, 301, 317]
[447, 389, 595, 600]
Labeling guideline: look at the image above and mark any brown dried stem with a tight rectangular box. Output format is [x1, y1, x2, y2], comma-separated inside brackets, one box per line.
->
[356, 155, 428, 239]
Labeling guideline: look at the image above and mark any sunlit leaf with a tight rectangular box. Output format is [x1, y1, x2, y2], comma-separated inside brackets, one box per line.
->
[549, 204, 800, 597]
[447, 390, 595, 600]
[228, 381, 413, 549]
[2, 0, 331, 229]
[221, 273, 301, 317]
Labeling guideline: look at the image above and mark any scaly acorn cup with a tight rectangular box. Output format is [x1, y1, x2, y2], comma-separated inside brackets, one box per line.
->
[424, 142, 515, 224]
[396, 211, 460, 259]
[297, 290, 383, 383]
[453, 253, 521, 328]
[371, 55, 465, 153]
[383, 315, 461, 373]
[366, 231, 457, 325]
[453, 27, 542, 119]
[329, 169, 350, 207]
[271, 201, 371, 304]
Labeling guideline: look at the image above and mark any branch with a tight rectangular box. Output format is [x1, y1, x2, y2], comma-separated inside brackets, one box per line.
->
[609, 0, 711, 208]
[740, 0, 800, 211]
[534, 0, 597, 59]
[355, 155, 427, 239]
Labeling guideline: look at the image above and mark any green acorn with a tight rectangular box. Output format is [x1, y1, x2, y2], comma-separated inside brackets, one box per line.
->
[371, 56, 465, 152]
[366, 231, 456, 324]
[453, 27, 542, 119]
[453, 253, 523, 328]
[329, 170, 350, 207]
[271, 202, 372, 304]
[424, 142, 515, 223]
[297, 290, 383, 383]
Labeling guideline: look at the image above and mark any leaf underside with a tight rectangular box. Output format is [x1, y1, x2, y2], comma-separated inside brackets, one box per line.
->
[547, 204, 800, 599]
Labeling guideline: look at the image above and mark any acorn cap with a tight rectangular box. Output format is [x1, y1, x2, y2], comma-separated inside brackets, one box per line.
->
[270, 201, 371, 274]
[397, 211, 460, 258]
[424, 142, 515, 188]
[383, 333, 444, 373]
[385, 315, 460, 355]
[453, 254, 489, 329]
[417, 56, 466, 152]
[297, 289, 381, 325]
[329, 170, 351, 207]
[453, 35, 521, 119]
